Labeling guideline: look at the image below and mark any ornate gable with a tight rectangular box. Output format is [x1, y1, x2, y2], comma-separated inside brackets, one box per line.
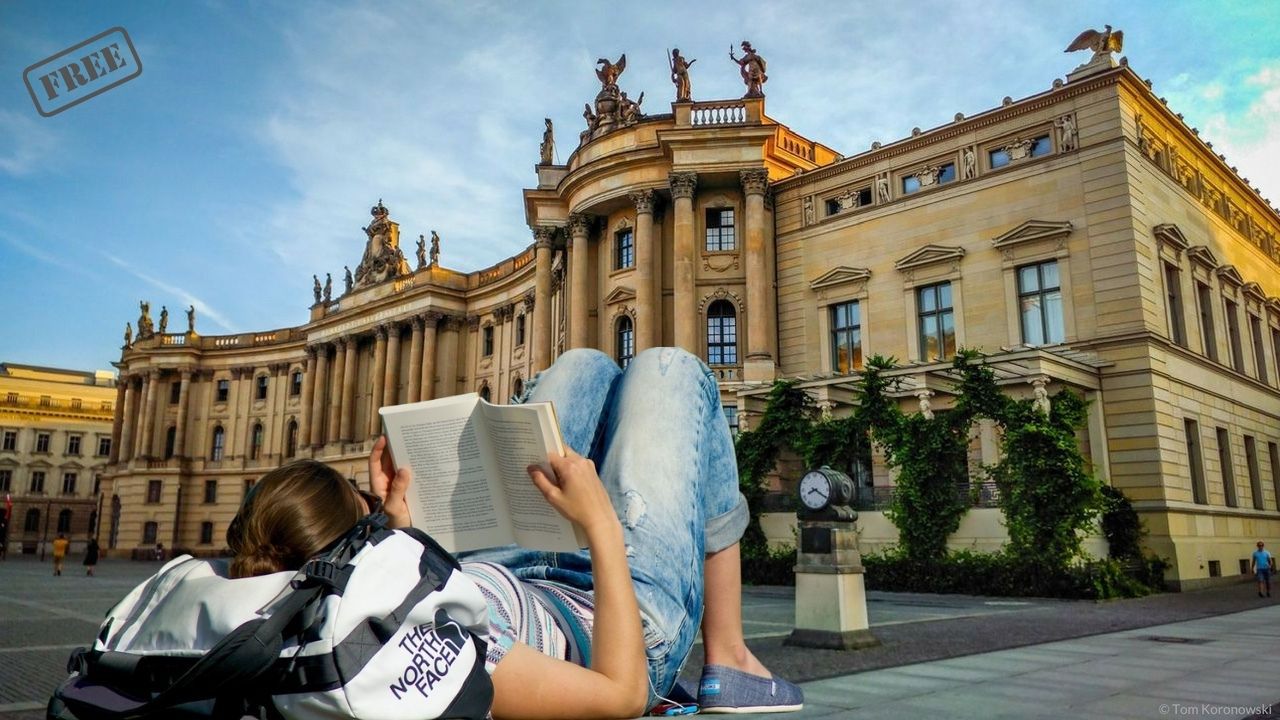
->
[895, 245, 966, 272]
[809, 266, 872, 291]
[991, 220, 1073, 249]
[603, 286, 636, 305]
[1215, 265, 1245, 287]
[1152, 223, 1190, 253]
[1242, 281, 1266, 303]
[1186, 245, 1219, 268]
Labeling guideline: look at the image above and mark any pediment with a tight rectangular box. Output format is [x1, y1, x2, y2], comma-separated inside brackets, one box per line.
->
[991, 220, 1073, 249]
[1242, 281, 1265, 302]
[1268, 297, 1280, 313]
[1186, 245, 1219, 268]
[1215, 265, 1244, 287]
[895, 245, 966, 272]
[27, 458, 52, 469]
[59, 460, 86, 470]
[603, 286, 636, 305]
[1152, 223, 1190, 252]
[810, 266, 872, 291]
[0, 457, 18, 468]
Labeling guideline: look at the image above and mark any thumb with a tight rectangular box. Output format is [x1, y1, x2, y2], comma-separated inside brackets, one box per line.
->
[527, 464, 561, 501]
[388, 467, 412, 504]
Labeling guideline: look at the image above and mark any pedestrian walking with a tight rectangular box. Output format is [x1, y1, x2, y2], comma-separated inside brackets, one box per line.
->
[83, 538, 100, 576]
[154, 542, 165, 562]
[1252, 540, 1274, 598]
[51, 533, 70, 576]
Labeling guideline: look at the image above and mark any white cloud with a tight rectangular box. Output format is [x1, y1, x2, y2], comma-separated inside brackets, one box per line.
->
[101, 253, 238, 333]
[0, 110, 59, 176]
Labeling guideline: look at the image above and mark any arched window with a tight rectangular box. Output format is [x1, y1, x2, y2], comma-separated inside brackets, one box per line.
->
[616, 316, 635, 369]
[513, 378, 524, 401]
[142, 521, 158, 544]
[164, 425, 177, 459]
[24, 508, 40, 533]
[249, 423, 264, 460]
[479, 384, 491, 402]
[57, 509, 72, 533]
[706, 300, 738, 365]
[210, 426, 225, 461]
[285, 419, 298, 458]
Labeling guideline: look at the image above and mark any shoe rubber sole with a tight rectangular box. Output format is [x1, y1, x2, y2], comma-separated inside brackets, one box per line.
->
[699, 704, 804, 714]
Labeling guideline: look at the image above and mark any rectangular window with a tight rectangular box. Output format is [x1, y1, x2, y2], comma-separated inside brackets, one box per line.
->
[515, 315, 526, 346]
[483, 326, 494, 356]
[97, 436, 111, 457]
[1018, 260, 1064, 345]
[1269, 442, 1280, 512]
[66, 435, 81, 456]
[204, 479, 218, 504]
[200, 521, 214, 545]
[829, 300, 863, 373]
[705, 208, 736, 251]
[62, 472, 77, 495]
[1185, 419, 1207, 505]
[1224, 299, 1245, 373]
[256, 375, 269, 400]
[143, 521, 158, 545]
[1249, 315, 1266, 381]
[169, 381, 181, 404]
[1245, 436, 1263, 511]
[147, 480, 162, 504]
[211, 428, 225, 461]
[936, 163, 957, 185]
[71, 398, 82, 410]
[989, 135, 1052, 169]
[614, 229, 634, 270]
[30, 470, 45, 494]
[1217, 427, 1238, 507]
[825, 189, 872, 216]
[917, 282, 956, 362]
[0, 469, 9, 491]
[4, 392, 16, 404]
[2, 430, 15, 451]
[1196, 282, 1218, 361]
[215, 379, 230, 403]
[1164, 263, 1186, 347]
[39, 395, 51, 408]
[290, 370, 303, 396]
[35, 432, 50, 453]
[722, 405, 740, 437]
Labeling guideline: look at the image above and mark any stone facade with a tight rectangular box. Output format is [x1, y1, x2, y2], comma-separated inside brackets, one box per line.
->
[0, 364, 116, 556]
[104, 53, 1280, 590]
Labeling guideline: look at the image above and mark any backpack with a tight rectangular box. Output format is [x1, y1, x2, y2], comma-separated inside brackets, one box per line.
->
[47, 515, 494, 720]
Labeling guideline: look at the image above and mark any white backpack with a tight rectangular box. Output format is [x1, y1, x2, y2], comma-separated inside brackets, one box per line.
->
[48, 517, 494, 720]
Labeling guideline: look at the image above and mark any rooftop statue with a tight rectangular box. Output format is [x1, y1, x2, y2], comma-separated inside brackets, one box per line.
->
[582, 52, 645, 144]
[343, 265, 353, 294]
[137, 300, 155, 339]
[539, 118, 555, 165]
[430, 231, 441, 266]
[186, 304, 196, 334]
[123, 322, 132, 348]
[354, 199, 410, 288]
[158, 306, 169, 334]
[595, 54, 626, 89]
[669, 48, 695, 102]
[1065, 25, 1123, 62]
[730, 41, 767, 98]
[416, 234, 428, 270]
[313, 275, 322, 304]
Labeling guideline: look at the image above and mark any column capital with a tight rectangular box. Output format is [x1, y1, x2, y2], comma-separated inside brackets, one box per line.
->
[466, 315, 481, 331]
[305, 345, 317, 359]
[424, 309, 445, 325]
[494, 304, 515, 322]
[523, 290, 536, 312]
[410, 315, 425, 331]
[532, 225, 558, 249]
[374, 325, 389, 341]
[669, 171, 698, 199]
[629, 189, 656, 214]
[442, 314, 464, 331]
[740, 168, 770, 195]
[567, 213, 593, 236]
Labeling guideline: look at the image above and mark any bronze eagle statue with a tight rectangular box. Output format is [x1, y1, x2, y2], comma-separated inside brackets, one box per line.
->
[1065, 25, 1123, 57]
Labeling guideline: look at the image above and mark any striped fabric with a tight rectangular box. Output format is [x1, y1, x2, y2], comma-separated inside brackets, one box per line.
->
[461, 561, 596, 673]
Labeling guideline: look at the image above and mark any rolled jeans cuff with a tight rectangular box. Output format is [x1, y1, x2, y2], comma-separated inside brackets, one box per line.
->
[705, 492, 749, 554]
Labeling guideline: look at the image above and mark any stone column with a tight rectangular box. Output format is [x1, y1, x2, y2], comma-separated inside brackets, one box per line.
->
[109, 380, 127, 464]
[298, 347, 316, 450]
[327, 340, 346, 445]
[340, 336, 358, 442]
[369, 326, 388, 437]
[568, 213, 592, 349]
[438, 315, 461, 398]
[669, 172, 698, 352]
[407, 317, 424, 402]
[309, 345, 329, 448]
[118, 377, 137, 463]
[532, 227, 555, 372]
[383, 324, 401, 408]
[741, 168, 774, 381]
[464, 316, 480, 392]
[421, 311, 441, 401]
[137, 371, 157, 458]
[631, 189, 657, 351]
[173, 369, 192, 458]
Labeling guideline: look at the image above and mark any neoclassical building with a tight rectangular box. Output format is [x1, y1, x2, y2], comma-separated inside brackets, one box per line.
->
[105, 39, 1280, 589]
[0, 363, 117, 556]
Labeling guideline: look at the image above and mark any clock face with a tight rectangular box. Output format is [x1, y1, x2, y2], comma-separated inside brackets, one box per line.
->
[799, 470, 832, 510]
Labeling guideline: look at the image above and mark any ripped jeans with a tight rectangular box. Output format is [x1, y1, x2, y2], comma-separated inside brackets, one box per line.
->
[457, 347, 748, 703]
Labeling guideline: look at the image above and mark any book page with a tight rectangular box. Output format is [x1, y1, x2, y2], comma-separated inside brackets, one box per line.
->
[476, 400, 585, 551]
[379, 395, 514, 553]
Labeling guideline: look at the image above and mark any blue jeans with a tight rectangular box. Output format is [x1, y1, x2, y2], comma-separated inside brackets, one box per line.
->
[459, 347, 748, 704]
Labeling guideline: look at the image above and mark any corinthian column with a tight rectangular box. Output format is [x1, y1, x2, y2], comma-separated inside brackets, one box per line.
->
[298, 347, 316, 450]
[741, 168, 774, 381]
[109, 380, 127, 464]
[173, 369, 192, 458]
[631, 189, 657, 351]
[421, 311, 441, 401]
[567, 213, 592, 349]
[118, 376, 137, 463]
[438, 315, 461, 398]
[369, 326, 388, 437]
[669, 172, 698, 352]
[137, 371, 157, 458]
[309, 345, 329, 448]
[407, 317, 424, 403]
[340, 336, 358, 442]
[532, 227, 556, 371]
[327, 340, 346, 445]
[383, 324, 401, 408]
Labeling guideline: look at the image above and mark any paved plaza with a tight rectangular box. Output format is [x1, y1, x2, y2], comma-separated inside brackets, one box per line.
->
[1, 555, 1275, 718]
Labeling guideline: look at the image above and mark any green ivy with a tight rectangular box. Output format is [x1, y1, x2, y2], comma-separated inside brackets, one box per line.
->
[734, 380, 816, 554]
[1100, 485, 1144, 560]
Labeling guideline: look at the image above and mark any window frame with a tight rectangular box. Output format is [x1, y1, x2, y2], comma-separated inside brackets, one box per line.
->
[97, 436, 111, 457]
[614, 228, 635, 270]
[615, 314, 635, 369]
[210, 426, 225, 461]
[515, 314, 526, 346]
[66, 434, 82, 456]
[916, 282, 957, 362]
[249, 423, 264, 460]
[255, 374, 269, 401]
[829, 300, 863, 374]
[1195, 281, 1219, 361]
[1163, 262, 1187, 347]
[1216, 427, 1238, 507]
[0, 468, 9, 492]
[61, 472, 77, 495]
[1016, 259, 1064, 346]
[1184, 419, 1208, 505]
[204, 479, 218, 504]
[705, 300, 738, 366]
[704, 207, 737, 252]
[29, 470, 45, 494]
[290, 370, 303, 397]
[200, 521, 214, 545]
[482, 325, 494, 357]
[142, 521, 158, 545]
[146, 480, 162, 504]
[215, 378, 231, 403]
[35, 432, 51, 454]
[1, 429, 15, 451]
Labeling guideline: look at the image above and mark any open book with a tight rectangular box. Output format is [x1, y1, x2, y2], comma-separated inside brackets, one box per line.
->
[378, 394, 587, 554]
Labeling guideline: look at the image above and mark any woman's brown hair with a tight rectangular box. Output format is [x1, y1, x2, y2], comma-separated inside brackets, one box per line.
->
[226, 460, 365, 579]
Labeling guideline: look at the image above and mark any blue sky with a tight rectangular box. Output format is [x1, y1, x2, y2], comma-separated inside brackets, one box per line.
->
[1, 1, 1278, 372]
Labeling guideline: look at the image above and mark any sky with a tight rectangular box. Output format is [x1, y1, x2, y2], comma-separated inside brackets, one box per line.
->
[1, 1, 1278, 373]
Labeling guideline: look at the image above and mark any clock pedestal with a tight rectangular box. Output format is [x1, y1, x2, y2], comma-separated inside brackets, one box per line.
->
[785, 520, 880, 650]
